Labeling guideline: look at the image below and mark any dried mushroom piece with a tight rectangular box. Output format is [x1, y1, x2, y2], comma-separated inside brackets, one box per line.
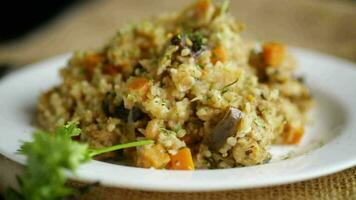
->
[208, 107, 243, 151]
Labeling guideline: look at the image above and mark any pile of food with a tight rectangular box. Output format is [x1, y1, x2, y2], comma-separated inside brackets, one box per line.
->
[37, 0, 313, 169]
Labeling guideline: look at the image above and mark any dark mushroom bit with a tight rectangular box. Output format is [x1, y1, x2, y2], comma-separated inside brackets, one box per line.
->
[102, 92, 128, 120]
[208, 107, 243, 151]
[102, 92, 148, 122]
[131, 106, 148, 121]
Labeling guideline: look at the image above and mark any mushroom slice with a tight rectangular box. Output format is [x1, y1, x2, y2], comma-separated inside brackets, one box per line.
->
[208, 107, 243, 151]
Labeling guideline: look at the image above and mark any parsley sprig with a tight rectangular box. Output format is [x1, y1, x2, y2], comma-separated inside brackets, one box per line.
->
[5, 122, 153, 200]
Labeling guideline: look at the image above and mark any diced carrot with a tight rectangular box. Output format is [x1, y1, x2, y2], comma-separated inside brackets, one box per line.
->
[127, 77, 150, 96]
[85, 53, 104, 66]
[196, 0, 210, 12]
[211, 47, 227, 64]
[262, 42, 285, 67]
[120, 63, 134, 76]
[145, 119, 161, 139]
[102, 64, 121, 75]
[83, 53, 105, 78]
[194, 0, 211, 18]
[282, 124, 304, 144]
[169, 147, 195, 170]
[127, 77, 149, 90]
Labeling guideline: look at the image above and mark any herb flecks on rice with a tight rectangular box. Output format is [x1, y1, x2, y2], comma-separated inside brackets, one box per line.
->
[37, 0, 313, 169]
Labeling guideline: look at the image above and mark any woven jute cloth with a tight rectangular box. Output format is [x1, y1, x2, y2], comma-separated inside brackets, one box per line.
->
[0, 0, 355, 199]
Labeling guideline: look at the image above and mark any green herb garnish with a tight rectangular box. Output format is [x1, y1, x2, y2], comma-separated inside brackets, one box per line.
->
[189, 32, 207, 52]
[170, 32, 207, 53]
[254, 118, 266, 128]
[89, 140, 153, 157]
[159, 128, 176, 136]
[5, 122, 153, 200]
[221, 78, 239, 94]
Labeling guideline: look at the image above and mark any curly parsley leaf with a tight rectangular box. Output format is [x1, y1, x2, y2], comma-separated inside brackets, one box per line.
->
[5, 122, 153, 200]
[55, 122, 81, 139]
[13, 130, 90, 200]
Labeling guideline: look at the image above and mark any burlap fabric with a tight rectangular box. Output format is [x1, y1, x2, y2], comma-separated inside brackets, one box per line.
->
[0, 0, 355, 199]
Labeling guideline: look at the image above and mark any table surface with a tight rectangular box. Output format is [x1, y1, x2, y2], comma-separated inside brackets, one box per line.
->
[0, 0, 355, 199]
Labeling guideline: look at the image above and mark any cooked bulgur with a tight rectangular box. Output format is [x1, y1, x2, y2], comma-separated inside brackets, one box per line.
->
[37, 0, 313, 169]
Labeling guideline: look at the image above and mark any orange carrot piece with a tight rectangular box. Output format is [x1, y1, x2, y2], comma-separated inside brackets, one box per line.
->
[169, 148, 195, 170]
[262, 42, 285, 67]
[192, 0, 211, 19]
[85, 53, 104, 66]
[102, 64, 120, 75]
[211, 47, 227, 64]
[195, 0, 210, 13]
[127, 77, 149, 90]
[283, 125, 304, 144]
[127, 77, 150, 95]
[83, 53, 104, 78]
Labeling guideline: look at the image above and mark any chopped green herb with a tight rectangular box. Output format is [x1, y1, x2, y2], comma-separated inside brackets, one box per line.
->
[221, 78, 239, 94]
[197, 64, 204, 69]
[318, 141, 325, 148]
[254, 118, 266, 128]
[161, 99, 168, 106]
[173, 124, 183, 132]
[189, 32, 207, 52]
[164, 54, 171, 60]
[170, 32, 206, 53]
[159, 128, 176, 136]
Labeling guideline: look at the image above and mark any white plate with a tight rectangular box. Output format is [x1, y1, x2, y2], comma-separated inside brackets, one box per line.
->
[0, 48, 356, 192]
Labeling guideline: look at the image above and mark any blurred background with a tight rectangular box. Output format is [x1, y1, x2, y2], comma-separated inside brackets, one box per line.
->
[0, 0, 355, 69]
